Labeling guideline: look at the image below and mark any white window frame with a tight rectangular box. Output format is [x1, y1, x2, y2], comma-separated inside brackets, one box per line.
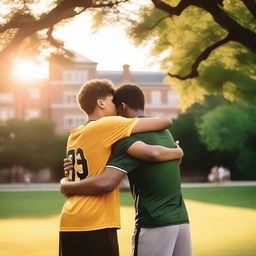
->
[25, 109, 40, 120]
[64, 115, 87, 130]
[151, 90, 161, 106]
[63, 70, 88, 84]
[0, 93, 14, 103]
[28, 88, 40, 100]
[167, 91, 178, 107]
[63, 91, 77, 105]
[0, 108, 15, 120]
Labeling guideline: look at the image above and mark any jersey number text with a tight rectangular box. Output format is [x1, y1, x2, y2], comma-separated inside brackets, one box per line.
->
[67, 148, 88, 181]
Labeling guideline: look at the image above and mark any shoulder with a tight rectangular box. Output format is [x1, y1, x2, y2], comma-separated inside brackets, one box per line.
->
[96, 116, 138, 129]
[99, 116, 128, 123]
[96, 116, 132, 125]
[111, 136, 137, 155]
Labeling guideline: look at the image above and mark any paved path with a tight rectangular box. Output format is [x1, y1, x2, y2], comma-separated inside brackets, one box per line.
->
[0, 181, 255, 191]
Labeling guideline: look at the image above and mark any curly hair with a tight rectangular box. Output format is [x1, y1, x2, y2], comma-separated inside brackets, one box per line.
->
[77, 79, 115, 114]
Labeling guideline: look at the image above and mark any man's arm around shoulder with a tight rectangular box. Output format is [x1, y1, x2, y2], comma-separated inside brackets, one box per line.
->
[132, 116, 172, 133]
[126, 141, 183, 162]
[61, 168, 126, 196]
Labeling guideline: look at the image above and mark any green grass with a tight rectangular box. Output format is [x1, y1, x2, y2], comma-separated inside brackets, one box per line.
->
[181, 186, 256, 209]
[120, 190, 133, 206]
[0, 191, 66, 219]
[121, 186, 256, 209]
[0, 186, 255, 219]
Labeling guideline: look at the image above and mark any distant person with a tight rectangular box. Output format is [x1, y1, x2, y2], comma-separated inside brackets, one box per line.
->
[224, 168, 231, 182]
[218, 166, 226, 183]
[59, 79, 174, 256]
[208, 166, 218, 183]
[61, 84, 192, 256]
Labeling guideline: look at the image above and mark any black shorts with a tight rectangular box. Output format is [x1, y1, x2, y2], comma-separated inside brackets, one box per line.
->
[59, 228, 119, 256]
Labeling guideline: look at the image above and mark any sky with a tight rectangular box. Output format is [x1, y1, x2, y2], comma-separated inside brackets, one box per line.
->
[14, 6, 161, 79]
[55, 12, 159, 71]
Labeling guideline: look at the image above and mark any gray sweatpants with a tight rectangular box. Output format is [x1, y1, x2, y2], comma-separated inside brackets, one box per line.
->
[132, 224, 192, 256]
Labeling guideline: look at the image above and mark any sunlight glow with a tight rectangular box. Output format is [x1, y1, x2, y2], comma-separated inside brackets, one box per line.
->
[14, 61, 48, 80]
[55, 12, 160, 71]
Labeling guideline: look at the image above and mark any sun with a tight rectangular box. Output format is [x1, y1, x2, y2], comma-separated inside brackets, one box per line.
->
[14, 60, 48, 80]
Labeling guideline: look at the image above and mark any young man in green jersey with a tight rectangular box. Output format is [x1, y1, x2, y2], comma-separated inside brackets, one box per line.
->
[61, 84, 191, 256]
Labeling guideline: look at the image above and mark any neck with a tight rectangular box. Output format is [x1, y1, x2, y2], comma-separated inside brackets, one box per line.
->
[88, 110, 105, 121]
[128, 109, 145, 118]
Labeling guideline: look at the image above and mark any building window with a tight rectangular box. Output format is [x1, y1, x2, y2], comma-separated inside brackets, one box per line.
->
[0, 108, 14, 120]
[64, 91, 77, 105]
[151, 112, 163, 117]
[63, 70, 88, 84]
[168, 91, 178, 107]
[25, 109, 40, 120]
[28, 88, 40, 100]
[151, 90, 161, 105]
[64, 115, 86, 130]
[0, 93, 14, 103]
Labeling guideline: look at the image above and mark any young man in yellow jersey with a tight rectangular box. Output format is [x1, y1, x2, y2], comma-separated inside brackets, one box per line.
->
[59, 79, 174, 256]
[61, 84, 191, 256]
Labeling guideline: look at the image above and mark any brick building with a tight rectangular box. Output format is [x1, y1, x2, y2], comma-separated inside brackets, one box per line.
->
[0, 52, 180, 133]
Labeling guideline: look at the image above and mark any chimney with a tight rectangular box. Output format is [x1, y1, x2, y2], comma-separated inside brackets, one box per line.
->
[122, 64, 130, 83]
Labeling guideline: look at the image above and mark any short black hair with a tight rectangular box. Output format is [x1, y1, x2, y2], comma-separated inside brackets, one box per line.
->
[114, 84, 144, 110]
[77, 79, 115, 114]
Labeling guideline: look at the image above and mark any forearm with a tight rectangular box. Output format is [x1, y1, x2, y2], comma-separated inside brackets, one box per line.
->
[61, 175, 112, 196]
[127, 141, 183, 162]
[151, 146, 183, 161]
[61, 168, 125, 196]
[132, 116, 172, 133]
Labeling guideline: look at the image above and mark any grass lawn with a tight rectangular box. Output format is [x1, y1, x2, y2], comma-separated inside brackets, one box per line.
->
[181, 186, 256, 209]
[0, 191, 65, 219]
[0, 186, 256, 256]
[121, 186, 256, 209]
[1, 186, 255, 218]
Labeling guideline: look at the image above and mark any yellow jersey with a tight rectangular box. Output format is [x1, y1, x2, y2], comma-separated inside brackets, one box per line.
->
[60, 116, 139, 231]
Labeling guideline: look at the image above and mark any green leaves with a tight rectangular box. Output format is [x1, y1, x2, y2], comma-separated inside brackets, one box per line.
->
[170, 95, 256, 179]
[198, 105, 252, 152]
[0, 118, 67, 178]
[119, 1, 256, 108]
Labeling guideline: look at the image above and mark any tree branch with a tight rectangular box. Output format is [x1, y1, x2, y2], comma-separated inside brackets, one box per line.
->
[0, 0, 128, 61]
[152, 0, 256, 61]
[151, 0, 193, 17]
[241, 0, 256, 20]
[47, 27, 64, 49]
[147, 1, 256, 84]
[0, 14, 35, 33]
[196, 1, 256, 53]
[168, 35, 231, 80]
[92, 0, 129, 8]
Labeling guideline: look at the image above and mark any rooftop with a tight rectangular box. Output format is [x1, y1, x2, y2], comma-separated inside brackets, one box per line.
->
[71, 51, 97, 64]
[97, 70, 168, 86]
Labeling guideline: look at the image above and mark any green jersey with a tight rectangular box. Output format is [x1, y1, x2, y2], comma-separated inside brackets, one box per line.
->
[106, 128, 189, 228]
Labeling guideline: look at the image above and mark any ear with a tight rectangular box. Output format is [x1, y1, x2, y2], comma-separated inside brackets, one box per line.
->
[121, 102, 126, 111]
[97, 98, 105, 109]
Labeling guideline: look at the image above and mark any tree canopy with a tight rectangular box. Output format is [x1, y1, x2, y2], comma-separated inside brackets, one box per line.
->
[197, 103, 256, 179]
[149, 0, 256, 79]
[171, 96, 256, 180]
[0, 0, 128, 85]
[92, 0, 256, 108]
[0, 118, 67, 179]
[1, 0, 255, 105]
[0, 0, 129, 59]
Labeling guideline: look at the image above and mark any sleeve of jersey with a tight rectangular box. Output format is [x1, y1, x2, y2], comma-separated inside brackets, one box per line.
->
[98, 116, 139, 147]
[106, 136, 141, 173]
[111, 135, 139, 156]
[106, 153, 140, 174]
